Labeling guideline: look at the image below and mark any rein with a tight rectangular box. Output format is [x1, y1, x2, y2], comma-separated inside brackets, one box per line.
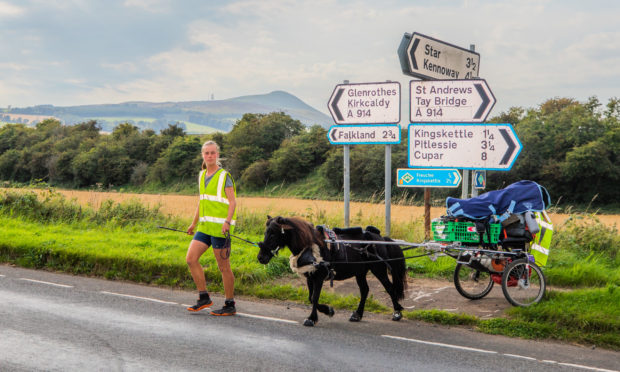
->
[157, 226, 260, 248]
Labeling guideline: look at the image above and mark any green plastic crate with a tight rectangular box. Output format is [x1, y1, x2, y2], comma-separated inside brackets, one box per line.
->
[432, 221, 501, 243]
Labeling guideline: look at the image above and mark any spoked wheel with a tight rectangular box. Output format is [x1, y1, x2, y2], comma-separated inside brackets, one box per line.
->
[453, 263, 494, 300]
[501, 259, 546, 306]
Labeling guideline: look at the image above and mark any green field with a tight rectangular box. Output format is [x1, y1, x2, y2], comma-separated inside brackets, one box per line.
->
[0, 189, 618, 349]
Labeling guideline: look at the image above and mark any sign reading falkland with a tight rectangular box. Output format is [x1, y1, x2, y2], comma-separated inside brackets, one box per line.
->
[327, 124, 400, 145]
[397, 168, 462, 188]
[401, 32, 480, 80]
[410, 79, 496, 122]
[327, 82, 400, 124]
[408, 123, 522, 170]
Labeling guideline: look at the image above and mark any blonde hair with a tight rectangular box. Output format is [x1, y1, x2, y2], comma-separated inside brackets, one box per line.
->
[201, 140, 222, 170]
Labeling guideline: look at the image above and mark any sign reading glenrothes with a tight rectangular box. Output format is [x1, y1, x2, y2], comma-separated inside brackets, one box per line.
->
[327, 82, 400, 124]
[408, 123, 522, 170]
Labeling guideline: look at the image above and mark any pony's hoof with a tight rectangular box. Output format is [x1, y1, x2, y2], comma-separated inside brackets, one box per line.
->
[349, 312, 361, 322]
[328, 306, 335, 317]
[392, 311, 402, 321]
[303, 319, 315, 327]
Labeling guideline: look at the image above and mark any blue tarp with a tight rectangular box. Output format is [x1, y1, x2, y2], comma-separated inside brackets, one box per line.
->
[446, 180, 551, 220]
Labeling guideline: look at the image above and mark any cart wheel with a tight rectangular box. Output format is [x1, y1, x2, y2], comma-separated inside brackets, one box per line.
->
[501, 259, 546, 307]
[453, 263, 494, 300]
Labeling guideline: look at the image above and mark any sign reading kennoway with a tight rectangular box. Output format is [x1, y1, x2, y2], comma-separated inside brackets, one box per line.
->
[400, 32, 480, 80]
[408, 123, 522, 170]
[327, 82, 400, 124]
[410, 79, 495, 122]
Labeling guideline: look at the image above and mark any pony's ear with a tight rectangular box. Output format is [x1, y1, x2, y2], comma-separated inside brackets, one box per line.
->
[276, 216, 286, 224]
[267, 215, 272, 220]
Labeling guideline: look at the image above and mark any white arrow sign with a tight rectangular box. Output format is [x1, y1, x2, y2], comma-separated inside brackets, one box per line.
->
[405, 33, 480, 80]
[410, 79, 496, 122]
[407, 123, 522, 170]
[327, 82, 400, 124]
[328, 124, 401, 145]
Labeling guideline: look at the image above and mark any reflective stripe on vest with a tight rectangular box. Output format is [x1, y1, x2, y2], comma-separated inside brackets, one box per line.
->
[197, 169, 236, 237]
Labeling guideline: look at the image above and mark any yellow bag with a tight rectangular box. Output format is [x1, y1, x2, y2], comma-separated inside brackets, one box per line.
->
[530, 211, 553, 267]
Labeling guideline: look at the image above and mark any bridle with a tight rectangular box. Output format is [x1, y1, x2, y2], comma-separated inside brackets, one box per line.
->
[264, 223, 287, 258]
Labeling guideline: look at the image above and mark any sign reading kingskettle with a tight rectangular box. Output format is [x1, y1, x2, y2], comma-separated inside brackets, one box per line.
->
[327, 82, 401, 124]
[408, 123, 522, 170]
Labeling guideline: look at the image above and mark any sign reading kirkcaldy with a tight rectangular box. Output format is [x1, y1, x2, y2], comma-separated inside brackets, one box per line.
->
[327, 82, 400, 124]
[397, 168, 462, 188]
[399, 32, 480, 80]
[410, 79, 495, 122]
[408, 123, 522, 170]
[328, 124, 400, 145]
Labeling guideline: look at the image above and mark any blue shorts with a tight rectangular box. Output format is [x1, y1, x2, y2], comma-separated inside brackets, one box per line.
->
[193, 231, 229, 249]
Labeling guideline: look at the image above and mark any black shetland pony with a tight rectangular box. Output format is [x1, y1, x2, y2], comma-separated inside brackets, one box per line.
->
[257, 216, 407, 327]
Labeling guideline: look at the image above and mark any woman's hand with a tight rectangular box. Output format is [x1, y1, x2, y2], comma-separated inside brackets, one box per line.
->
[221, 221, 231, 235]
[187, 224, 196, 235]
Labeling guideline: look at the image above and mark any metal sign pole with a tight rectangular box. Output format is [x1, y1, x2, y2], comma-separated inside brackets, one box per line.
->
[469, 44, 479, 198]
[385, 144, 391, 236]
[343, 79, 350, 227]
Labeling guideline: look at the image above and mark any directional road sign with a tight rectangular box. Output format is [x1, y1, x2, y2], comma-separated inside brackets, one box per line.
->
[410, 79, 496, 122]
[473, 170, 486, 189]
[407, 123, 522, 170]
[398, 32, 480, 80]
[397, 168, 462, 188]
[327, 82, 400, 124]
[327, 124, 400, 145]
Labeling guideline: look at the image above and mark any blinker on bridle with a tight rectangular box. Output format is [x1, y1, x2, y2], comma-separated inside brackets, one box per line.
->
[266, 223, 285, 257]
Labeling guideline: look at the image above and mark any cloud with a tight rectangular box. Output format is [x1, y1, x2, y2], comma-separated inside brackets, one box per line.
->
[0, 1, 23, 16]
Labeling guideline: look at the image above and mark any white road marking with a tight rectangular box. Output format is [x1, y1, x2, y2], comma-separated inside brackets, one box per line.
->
[503, 353, 536, 361]
[237, 312, 298, 324]
[19, 278, 73, 288]
[100, 291, 178, 305]
[557, 363, 618, 372]
[0, 274, 5, 277]
[384, 337, 618, 372]
[382, 334, 497, 354]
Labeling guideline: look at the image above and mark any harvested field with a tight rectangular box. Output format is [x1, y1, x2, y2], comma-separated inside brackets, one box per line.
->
[20, 189, 620, 230]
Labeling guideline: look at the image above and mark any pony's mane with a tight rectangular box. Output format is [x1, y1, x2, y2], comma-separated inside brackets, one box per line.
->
[282, 217, 322, 249]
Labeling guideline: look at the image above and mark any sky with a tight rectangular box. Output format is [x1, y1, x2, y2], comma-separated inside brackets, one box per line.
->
[1, 0, 619, 120]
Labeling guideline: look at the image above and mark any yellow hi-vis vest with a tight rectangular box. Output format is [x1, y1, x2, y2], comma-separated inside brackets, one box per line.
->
[197, 168, 236, 238]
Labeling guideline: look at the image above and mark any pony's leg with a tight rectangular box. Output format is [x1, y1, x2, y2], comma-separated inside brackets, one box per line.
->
[370, 265, 403, 321]
[306, 276, 314, 304]
[304, 274, 325, 327]
[307, 275, 333, 317]
[350, 273, 369, 322]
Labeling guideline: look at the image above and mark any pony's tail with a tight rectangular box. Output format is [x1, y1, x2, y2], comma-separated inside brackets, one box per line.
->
[385, 238, 408, 300]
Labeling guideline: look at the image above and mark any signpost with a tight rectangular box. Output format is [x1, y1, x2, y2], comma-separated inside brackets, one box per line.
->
[327, 124, 400, 145]
[397, 168, 461, 188]
[409, 79, 495, 122]
[399, 32, 480, 80]
[408, 123, 522, 170]
[327, 82, 401, 125]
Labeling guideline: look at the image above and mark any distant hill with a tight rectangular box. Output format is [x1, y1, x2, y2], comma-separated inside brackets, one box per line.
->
[6, 91, 332, 134]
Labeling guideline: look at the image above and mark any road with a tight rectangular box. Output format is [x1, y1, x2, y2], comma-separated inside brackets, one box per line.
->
[1, 265, 618, 372]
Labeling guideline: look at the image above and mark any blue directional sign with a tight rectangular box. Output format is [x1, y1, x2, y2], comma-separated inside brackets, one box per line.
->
[397, 168, 462, 188]
[473, 170, 486, 189]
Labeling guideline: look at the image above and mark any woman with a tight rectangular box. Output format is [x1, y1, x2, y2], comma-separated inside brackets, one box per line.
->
[186, 140, 237, 316]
